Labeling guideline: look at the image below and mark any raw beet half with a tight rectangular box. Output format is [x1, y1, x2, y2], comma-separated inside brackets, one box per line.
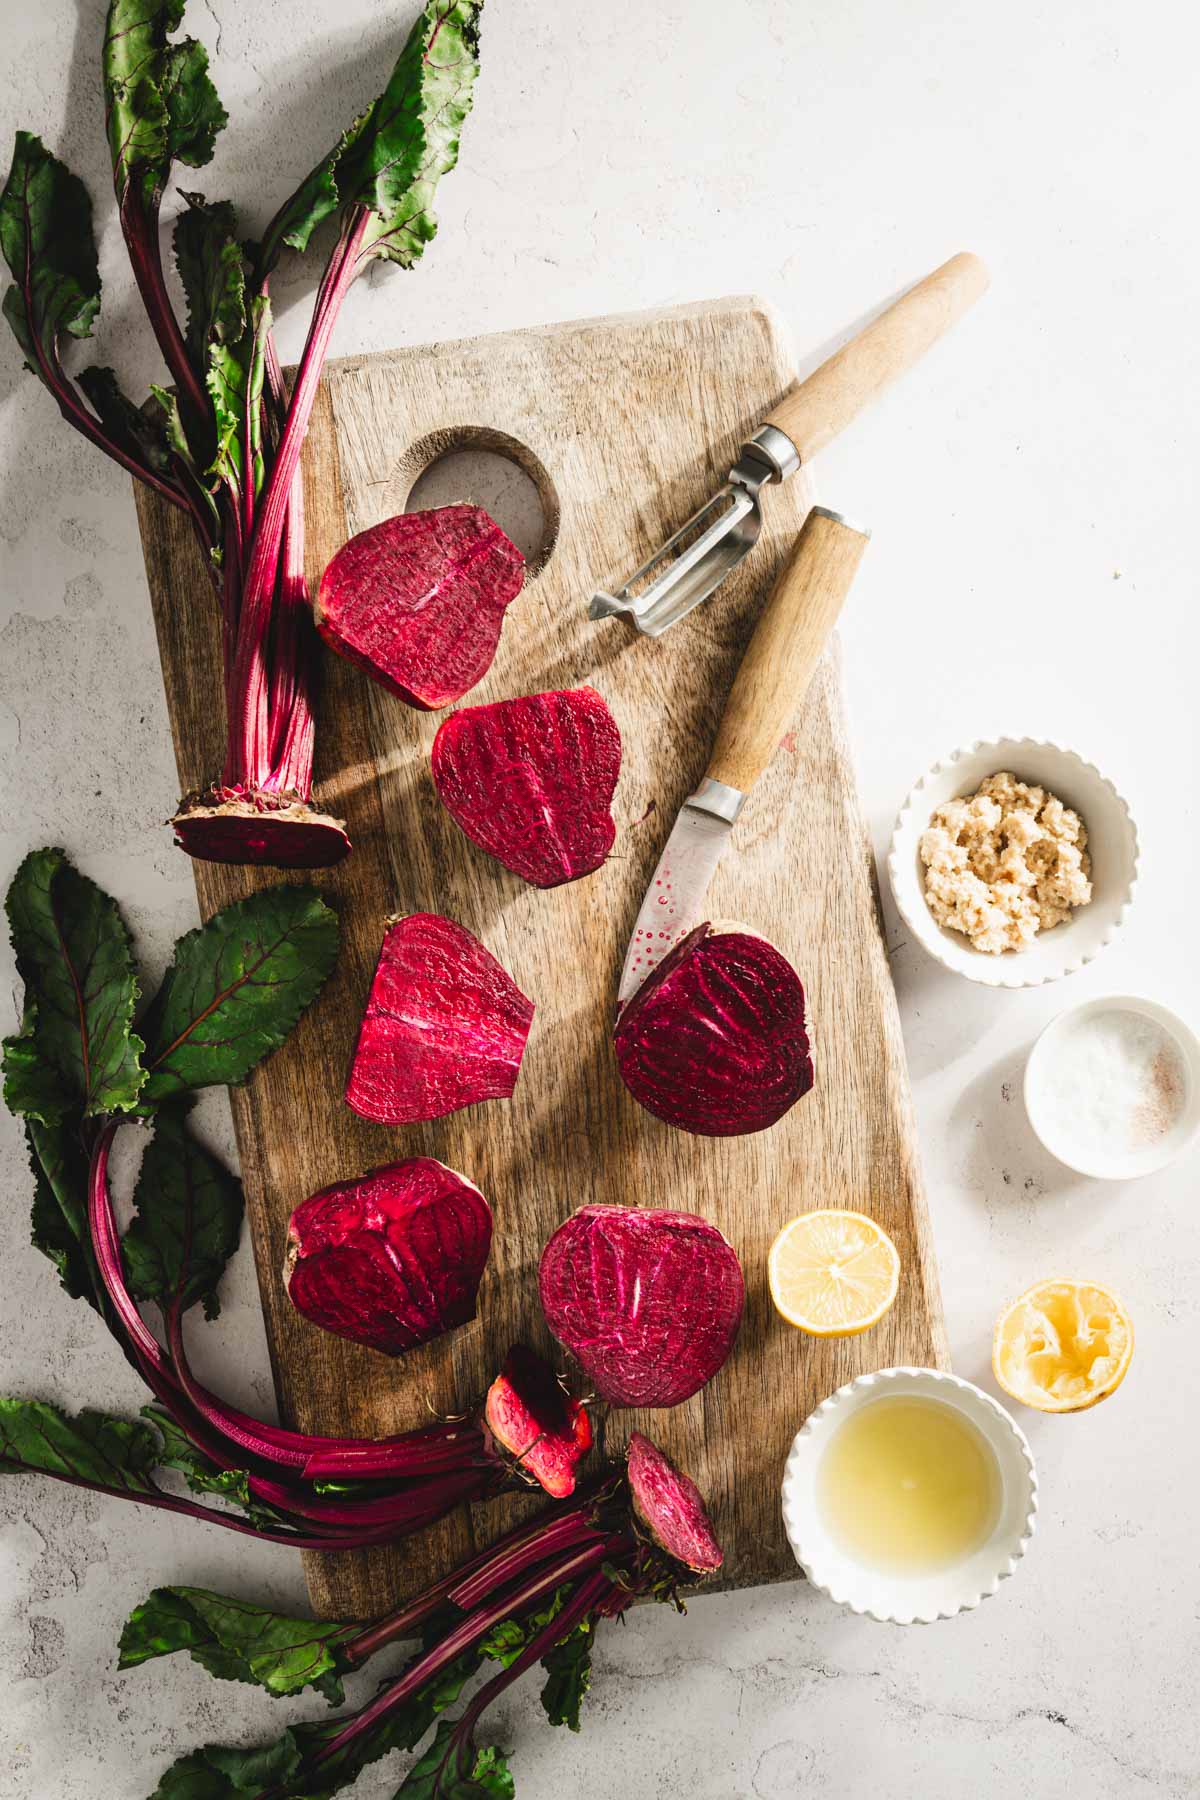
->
[315, 504, 525, 710]
[346, 913, 534, 1125]
[283, 1157, 492, 1356]
[538, 1204, 745, 1409]
[627, 1430, 724, 1573]
[483, 1344, 593, 1498]
[614, 922, 814, 1137]
[431, 686, 621, 888]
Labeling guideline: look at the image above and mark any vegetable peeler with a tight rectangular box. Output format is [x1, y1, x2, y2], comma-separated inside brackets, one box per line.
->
[589, 252, 986, 635]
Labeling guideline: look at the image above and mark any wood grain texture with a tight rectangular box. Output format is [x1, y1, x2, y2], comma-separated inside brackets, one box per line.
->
[764, 252, 988, 462]
[134, 295, 947, 1620]
[706, 508, 870, 796]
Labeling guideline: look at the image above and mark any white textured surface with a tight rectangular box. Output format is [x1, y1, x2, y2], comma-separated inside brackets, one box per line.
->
[2, 0, 1198, 1794]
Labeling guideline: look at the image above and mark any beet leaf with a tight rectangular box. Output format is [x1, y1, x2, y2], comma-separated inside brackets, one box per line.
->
[102, 0, 227, 208]
[146, 1647, 482, 1799]
[0, 131, 99, 357]
[25, 1117, 95, 1306]
[537, 1624, 593, 1732]
[76, 365, 176, 478]
[174, 194, 245, 363]
[119, 1586, 356, 1703]
[399, 1723, 515, 1799]
[0, 1398, 160, 1495]
[139, 885, 338, 1100]
[256, 0, 480, 274]
[2, 847, 145, 1120]
[141, 1405, 252, 1498]
[122, 1105, 243, 1319]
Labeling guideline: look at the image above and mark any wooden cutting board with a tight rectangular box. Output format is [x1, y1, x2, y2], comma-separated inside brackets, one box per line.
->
[134, 295, 947, 1620]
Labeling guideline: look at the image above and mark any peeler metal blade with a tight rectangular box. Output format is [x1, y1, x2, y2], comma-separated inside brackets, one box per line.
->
[589, 427, 798, 637]
[589, 481, 759, 638]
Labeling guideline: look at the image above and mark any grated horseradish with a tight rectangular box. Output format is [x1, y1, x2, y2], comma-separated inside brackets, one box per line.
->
[920, 771, 1092, 955]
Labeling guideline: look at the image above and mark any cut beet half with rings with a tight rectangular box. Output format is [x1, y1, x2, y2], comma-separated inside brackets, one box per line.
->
[432, 686, 621, 888]
[614, 922, 814, 1136]
[316, 504, 525, 710]
[346, 913, 534, 1125]
[284, 1158, 493, 1357]
[538, 1203, 745, 1409]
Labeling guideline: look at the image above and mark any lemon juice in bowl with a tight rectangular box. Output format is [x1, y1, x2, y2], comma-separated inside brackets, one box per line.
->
[817, 1395, 1001, 1573]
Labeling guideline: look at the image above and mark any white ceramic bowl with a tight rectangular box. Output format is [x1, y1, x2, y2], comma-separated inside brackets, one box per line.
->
[1024, 994, 1200, 1179]
[887, 738, 1139, 989]
[781, 1367, 1037, 1625]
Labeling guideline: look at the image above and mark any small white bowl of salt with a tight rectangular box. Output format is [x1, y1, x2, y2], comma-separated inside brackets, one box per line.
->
[1025, 996, 1200, 1180]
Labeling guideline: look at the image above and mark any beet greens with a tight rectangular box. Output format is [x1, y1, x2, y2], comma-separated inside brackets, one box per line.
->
[123, 1434, 722, 1798]
[1, 0, 484, 869]
[0, 849, 590, 1551]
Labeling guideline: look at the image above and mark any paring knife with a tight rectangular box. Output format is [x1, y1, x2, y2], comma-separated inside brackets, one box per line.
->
[617, 505, 870, 1008]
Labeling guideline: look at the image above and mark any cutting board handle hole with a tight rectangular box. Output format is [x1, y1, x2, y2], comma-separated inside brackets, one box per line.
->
[399, 426, 559, 577]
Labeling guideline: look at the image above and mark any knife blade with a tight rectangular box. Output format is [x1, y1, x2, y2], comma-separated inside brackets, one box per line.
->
[616, 505, 871, 1010]
[617, 798, 733, 1005]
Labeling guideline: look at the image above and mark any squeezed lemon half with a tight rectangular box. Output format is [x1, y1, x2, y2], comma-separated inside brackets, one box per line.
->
[992, 1279, 1133, 1412]
[768, 1209, 900, 1335]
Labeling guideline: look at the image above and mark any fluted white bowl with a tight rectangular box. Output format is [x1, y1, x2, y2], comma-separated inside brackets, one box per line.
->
[887, 737, 1139, 989]
[781, 1367, 1038, 1625]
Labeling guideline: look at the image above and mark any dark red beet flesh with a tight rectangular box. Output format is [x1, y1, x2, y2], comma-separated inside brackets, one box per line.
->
[537, 1203, 744, 1409]
[614, 922, 813, 1136]
[315, 504, 525, 711]
[171, 793, 351, 869]
[283, 1158, 492, 1356]
[431, 686, 621, 888]
[627, 1430, 723, 1573]
[483, 1344, 593, 1498]
[346, 913, 534, 1125]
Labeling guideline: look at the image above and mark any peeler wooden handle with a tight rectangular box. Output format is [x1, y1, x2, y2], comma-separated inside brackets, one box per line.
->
[764, 251, 988, 463]
[705, 507, 869, 797]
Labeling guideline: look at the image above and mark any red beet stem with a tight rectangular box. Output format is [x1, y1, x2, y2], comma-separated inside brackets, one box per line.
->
[445, 1502, 610, 1613]
[309, 1540, 613, 1773]
[115, 191, 210, 429]
[0, 1455, 388, 1550]
[340, 1490, 613, 1665]
[226, 209, 369, 790]
[23, 297, 191, 517]
[86, 1128, 388, 1537]
[261, 470, 317, 799]
[162, 1303, 489, 1529]
[449, 1567, 614, 1745]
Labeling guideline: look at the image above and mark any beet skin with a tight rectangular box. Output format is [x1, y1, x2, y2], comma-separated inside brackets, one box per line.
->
[284, 1157, 493, 1357]
[432, 686, 621, 888]
[538, 1203, 744, 1409]
[483, 1344, 593, 1498]
[172, 793, 351, 869]
[316, 504, 524, 710]
[627, 1430, 724, 1573]
[614, 922, 814, 1136]
[346, 913, 534, 1125]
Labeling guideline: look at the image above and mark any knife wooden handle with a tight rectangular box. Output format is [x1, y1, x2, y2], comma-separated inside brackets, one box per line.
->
[763, 252, 988, 463]
[705, 508, 869, 797]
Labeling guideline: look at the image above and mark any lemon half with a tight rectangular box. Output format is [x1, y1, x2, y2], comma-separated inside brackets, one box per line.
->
[993, 1279, 1133, 1413]
[768, 1209, 900, 1336]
